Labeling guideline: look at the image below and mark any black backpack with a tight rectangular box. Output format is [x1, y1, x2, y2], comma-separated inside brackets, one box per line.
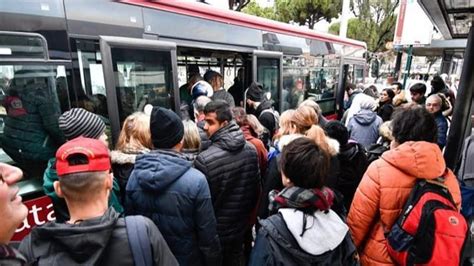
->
[366, 143, 389, 164]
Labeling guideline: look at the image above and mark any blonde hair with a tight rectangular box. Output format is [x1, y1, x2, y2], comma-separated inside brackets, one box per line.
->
[116, 112, 152, 151]
[291, 106, 331, 155]
[379, 121, 393, 142]
[306, 125, 332, 155]
[246, 114, 266, 136]
[291, 106, 318, 133]
[274, 109, 295, 140]
[299, 99, 322, 117]
[182, 120, 201, 150]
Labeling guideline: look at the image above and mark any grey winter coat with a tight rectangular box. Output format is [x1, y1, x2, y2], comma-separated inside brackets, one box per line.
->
[18, 208, 177, 266]
[195, 122, 260, 246]
[347, 109, 382, 149]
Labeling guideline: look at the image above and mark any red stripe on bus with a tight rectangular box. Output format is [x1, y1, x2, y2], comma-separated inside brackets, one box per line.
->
[120, 0, 366, 49]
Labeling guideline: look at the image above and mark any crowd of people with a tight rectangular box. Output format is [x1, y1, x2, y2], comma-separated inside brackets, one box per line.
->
[0, 69, 465, 266]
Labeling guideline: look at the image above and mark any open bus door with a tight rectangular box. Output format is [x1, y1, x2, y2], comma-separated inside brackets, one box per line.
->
[99, 36, 179, 144]
[336, 64, 350, 120]
[251, 51, 283, 113]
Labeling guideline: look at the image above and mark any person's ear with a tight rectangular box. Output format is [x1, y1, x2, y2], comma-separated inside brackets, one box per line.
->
[53, 181, 64, 198]
[105, 172, 113, 190]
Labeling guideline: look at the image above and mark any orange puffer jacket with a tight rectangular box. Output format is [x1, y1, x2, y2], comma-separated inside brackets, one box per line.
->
[347, 141, 461, 265]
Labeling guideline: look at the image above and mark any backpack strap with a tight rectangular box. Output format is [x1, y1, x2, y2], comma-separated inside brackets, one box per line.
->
[125, 215, 153, 266]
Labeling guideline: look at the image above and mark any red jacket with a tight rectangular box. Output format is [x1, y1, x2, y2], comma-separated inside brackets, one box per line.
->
[241, 126, 268, 176]
[347, 141, 461, 265]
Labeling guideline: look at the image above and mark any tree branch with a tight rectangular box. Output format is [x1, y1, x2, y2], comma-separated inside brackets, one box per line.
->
[236, 0, 251, 11]
[374, 28, 392, 52]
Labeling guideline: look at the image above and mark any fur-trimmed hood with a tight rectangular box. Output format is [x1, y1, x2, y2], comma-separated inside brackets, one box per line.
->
[111, 146, 150, 165]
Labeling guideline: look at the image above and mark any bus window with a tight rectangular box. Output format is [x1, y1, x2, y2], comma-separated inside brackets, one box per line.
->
[282, 56, 310, 110]
[177, 54, 246, 108]
[109, 48, 173, 122]
[256, 58, 280, 111]
[73, 39, 108, 117]
[0, 64, 67, 179]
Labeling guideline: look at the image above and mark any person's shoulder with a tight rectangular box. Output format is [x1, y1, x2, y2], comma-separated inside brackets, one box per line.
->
[181, 167, 207, 182]
[118, 215, 157, 235]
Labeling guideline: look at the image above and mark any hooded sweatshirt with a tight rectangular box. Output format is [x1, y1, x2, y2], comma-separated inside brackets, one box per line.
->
[126, 150, 221, 266]
[195, 122, 260, 246]
[347, 109, 382, 148]
[18, 208, 177, 266]
[249, 209, 357, 265]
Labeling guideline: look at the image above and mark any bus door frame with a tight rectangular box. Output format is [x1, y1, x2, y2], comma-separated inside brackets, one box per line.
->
[251, 50, 283, 113]
[99, 36, 179, 144]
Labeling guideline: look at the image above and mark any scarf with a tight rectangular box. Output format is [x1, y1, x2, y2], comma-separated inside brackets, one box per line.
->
[268, 186, 335, 237]
[269, 186, 334, 214]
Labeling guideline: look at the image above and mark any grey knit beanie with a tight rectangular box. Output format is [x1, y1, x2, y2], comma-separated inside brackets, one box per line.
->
[59, 108, 106, 140]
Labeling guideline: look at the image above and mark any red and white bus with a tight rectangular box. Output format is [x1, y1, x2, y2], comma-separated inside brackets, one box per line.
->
[0, 0, 366, 241]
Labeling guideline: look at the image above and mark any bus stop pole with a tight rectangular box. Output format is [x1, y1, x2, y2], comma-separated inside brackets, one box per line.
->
[394, 50, 402, 79]
[444, 26, 474, 170]
[402, 45, 413, 89]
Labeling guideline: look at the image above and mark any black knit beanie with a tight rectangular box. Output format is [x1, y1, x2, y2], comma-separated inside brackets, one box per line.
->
[58, 108, 106, 140]
[246, 82, 264, 102]
[150, 107, 184, 149]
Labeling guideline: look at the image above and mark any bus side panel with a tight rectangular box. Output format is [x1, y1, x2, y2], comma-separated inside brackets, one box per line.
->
[64, 0, 144, 38]
[0, 8, 69, 60]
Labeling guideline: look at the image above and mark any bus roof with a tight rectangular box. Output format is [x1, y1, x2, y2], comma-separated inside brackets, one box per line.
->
[120, 0, 367, 50]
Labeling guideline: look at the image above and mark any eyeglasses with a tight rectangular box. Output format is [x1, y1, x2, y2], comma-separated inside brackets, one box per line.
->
[426, 103, 440, 107]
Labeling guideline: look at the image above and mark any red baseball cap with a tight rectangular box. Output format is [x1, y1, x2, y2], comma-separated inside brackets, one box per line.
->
[56, 137, 111, 176]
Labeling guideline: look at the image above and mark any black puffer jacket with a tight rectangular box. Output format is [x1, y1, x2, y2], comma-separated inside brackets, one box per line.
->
[336, 142, 369, 210]
[195, 122, 259, 246]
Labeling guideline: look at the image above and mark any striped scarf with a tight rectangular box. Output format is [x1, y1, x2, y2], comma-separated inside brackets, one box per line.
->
[268, 186, 335, 214]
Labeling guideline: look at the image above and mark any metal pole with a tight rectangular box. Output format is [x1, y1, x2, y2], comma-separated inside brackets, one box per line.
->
[444, 26, 474, 170]
[337, 64, 349, 120]
[402, 45, 413, 89]
[339, 0, 350, 38]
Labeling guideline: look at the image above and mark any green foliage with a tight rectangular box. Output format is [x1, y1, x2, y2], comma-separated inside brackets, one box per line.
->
[329, 0, 398, 52]
[275, 0, 342, 29]
[242, 1, 277, 20]
[243, 0, 342, 29]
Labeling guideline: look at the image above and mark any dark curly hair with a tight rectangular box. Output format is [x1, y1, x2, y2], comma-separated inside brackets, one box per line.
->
[391, 103, 437, 145]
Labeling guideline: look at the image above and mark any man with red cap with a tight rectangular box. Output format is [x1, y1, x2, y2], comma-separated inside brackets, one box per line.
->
[19, 137, 177, 266]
